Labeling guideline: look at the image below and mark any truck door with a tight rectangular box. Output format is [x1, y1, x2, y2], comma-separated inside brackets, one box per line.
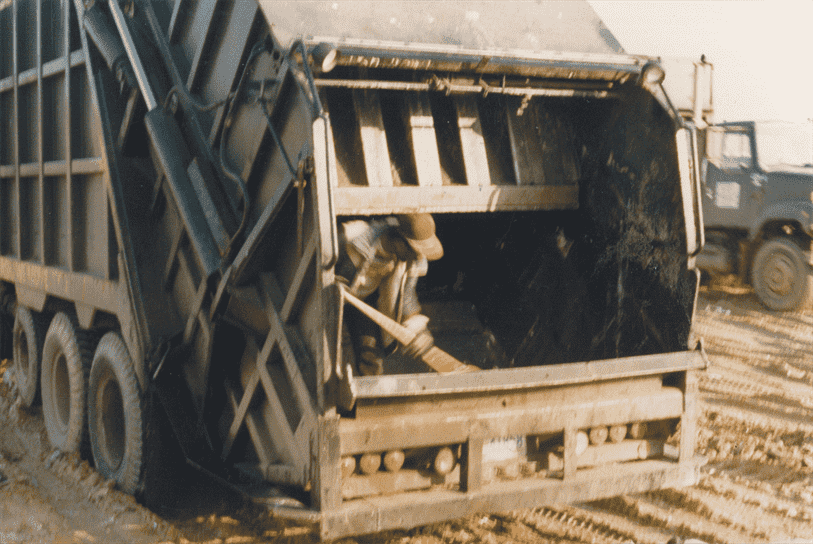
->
[702, 125, 764, 230]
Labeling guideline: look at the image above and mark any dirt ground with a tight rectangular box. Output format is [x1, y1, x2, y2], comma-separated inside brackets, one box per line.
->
[2, 283, 813, 544]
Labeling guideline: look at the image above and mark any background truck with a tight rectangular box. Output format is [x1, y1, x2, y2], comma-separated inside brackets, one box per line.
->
[662, 57, 813, 311]
[1, 0, 705, 539]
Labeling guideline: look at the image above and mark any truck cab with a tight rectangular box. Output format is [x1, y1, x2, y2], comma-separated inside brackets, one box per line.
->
[698, 121, 813, 310]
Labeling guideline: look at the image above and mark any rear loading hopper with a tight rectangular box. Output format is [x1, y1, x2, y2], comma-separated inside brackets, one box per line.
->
[0, 0, 705, 539]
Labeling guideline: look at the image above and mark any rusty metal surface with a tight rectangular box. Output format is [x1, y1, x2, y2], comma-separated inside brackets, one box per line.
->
[340, 388, 684, 455]
[354, 375, 664, 418]
[314, 78, 620, 99]
[352, 350, 705, 398]
[319, 459, 698, 540]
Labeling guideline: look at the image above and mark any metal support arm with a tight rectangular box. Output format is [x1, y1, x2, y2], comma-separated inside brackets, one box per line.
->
[108, 0, 158, 110]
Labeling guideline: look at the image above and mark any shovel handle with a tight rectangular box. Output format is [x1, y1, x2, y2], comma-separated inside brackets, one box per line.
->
[340, 286, 473, 373]
[341, 288, 415, 345]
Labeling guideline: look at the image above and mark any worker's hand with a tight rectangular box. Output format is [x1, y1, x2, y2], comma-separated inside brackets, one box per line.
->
[358, 335, 384, 376]
[402, 328, 434, 359]
[401, 314, 434, 359]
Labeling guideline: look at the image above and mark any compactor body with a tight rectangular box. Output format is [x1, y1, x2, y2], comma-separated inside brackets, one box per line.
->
[0, 1, 704, 539]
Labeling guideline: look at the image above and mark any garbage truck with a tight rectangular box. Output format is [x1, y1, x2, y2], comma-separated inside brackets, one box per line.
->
[1, 0, 706, 539]
[663, 56, 813, 311]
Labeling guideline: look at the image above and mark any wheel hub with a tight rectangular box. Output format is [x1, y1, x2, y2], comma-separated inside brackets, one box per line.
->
[99, 372, 125, 471]
[53, 353, 71, 430]
[764, 253, 794, 296]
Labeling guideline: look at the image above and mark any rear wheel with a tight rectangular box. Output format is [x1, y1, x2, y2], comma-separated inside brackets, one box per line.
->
[41, 313, 95, 453]
[88, 332, 143, 495]
[12, 306, 46, 407]
[752, 238, 813, 311]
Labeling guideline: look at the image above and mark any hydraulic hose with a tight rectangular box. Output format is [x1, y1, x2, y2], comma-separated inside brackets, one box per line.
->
[219, 41, 269, 264]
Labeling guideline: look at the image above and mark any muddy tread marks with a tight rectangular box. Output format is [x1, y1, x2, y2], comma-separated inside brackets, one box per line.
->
[592, 494, 752, 544]
[88, 332, 144, 495]
[508, 507, 634, 544]
[701, 372, 788, 401]
[690, 478, 813, 540]
[41, 312, 98, 454]
[700, 373, 813, 434]
[653, 488, 757, 532]
[422, 515, 579, 544]
[12, 305, 47, 407]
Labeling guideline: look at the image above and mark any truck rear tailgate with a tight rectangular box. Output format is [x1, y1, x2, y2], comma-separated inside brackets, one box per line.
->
[319, 350, 706, 537]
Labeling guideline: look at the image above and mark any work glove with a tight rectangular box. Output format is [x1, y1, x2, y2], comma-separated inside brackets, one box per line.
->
[400, 314, 434, 359]
[357, 335, 384, 376]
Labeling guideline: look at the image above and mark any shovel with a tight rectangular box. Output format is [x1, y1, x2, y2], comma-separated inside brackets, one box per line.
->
[340, 287, 477, 374]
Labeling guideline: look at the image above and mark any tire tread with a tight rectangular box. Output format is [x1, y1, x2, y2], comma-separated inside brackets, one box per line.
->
[12, 306, 47, 408]
[41, 312, 98, 454]
[88, 332, 144, 495]
[752, 238, 813, 312]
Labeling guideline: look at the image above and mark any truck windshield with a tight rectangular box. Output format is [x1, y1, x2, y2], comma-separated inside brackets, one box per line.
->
[754, 121, 813, 169]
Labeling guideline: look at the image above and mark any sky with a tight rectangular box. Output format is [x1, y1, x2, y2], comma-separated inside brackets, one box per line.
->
[589, 1, 813, 124]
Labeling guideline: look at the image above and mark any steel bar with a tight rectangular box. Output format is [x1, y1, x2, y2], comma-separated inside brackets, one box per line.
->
[109, 0, 158, 110]
[352, 350, 706, 397]
[314, 78, 617, 99]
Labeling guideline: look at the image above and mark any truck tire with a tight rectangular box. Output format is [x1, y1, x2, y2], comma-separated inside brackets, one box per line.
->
[12, 306, 46, 407]
[41, 313, 95, 453]
[751, 238, 813, 311]
[88, 332, 143, 495]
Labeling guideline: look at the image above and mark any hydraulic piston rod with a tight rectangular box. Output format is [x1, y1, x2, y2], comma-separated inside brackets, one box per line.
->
[109, 0, 158, 111]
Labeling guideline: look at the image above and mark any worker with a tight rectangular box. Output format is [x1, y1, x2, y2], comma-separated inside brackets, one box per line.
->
[336, 214, 443, 376]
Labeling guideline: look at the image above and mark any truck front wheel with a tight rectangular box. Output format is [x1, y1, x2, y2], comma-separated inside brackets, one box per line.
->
[751, 238, 813, 311]
[88, 332, 143, 495]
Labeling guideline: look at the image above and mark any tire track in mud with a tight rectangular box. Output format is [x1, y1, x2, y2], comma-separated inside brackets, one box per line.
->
[0, 369, 180, 544]
[573, 289, 813, 544]
[700, 369, 813, 432]
[356, 507, 642, 544]
[590, 491, 754, 544]
[506, 506, 654, 544]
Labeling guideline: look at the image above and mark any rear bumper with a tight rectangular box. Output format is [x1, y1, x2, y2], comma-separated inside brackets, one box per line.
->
[270, 349, 706, 540]
[272, 457, 702, 541]
[328, 458, 701, 539]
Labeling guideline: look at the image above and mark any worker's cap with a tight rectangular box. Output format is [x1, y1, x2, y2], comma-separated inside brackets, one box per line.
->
[396, 214, 443, 261]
